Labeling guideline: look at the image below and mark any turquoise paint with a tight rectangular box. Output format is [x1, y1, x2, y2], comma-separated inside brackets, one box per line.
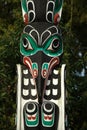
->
[21, 0, 28, 13]
[55, 0, 63, 14]
[20, 33, 63, 57]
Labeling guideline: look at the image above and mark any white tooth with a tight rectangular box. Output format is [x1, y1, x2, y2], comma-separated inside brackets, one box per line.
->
[52, 78, 58, 85]
[30, 78, 35, 85]
[23, 69, 28, 74]
[23, 89, 29, 96]
[52, 89, 58, 95]
[31, 89, 37, 96]
[53, 69, 59, 75]
[24, 78, 29, 86]
[45, 90, 51, 96]
[46, 80, 51, 86]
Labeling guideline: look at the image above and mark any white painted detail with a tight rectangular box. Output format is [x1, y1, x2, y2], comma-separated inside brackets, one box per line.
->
[57, 7, 63, 22]
[41, 30, 51, 45]
[46, 11, 54, 23]
[16, 64, 38, 130]
[23, 89, 29, 96]
[58, 64, 66, 130]
[52, 78, 58, 85]
[31, 89, 37, 96]
[23, 69, 28, 75]
[43, 64, 66, 130]
[45, 90, 51, 96]
[52, 89, 58, 95]
[23, 78, 29, 86]
[16, 64, 22, 130]
[44, 103, 53, 112]
[23, 25, 34, 33]
[46, 80, 51, 86]
[29, 29, 39, 44]
[30, 78, 35, 85]
[46, 1, 55, 23]
[53, 69, 59, 75]
[28, 10, 36, 23]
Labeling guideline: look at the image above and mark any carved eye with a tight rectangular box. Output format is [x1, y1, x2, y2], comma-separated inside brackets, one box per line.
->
[48, 38, 60, 51]
[22, 37, 33, 50]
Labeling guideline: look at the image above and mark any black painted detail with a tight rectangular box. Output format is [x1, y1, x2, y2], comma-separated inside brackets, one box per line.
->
[21, 65, 38, 100]
[47, 1, 54, 11]
[30, 30, 38, 44]
[44, 67, 61, 100]
[26, 102, 37, 115]
[52, 39, 60, 50]
[22, 37, 30, 50]
[41, 101, 59, 130]
[28, 1, 33, 10]
[33, 0, 47, 22]
[27, 0, 35, 22]
[48, 26, 58, 35]
[42, 102, 54, 115]
[42, 31, 51, 45]
[23, 102, 39, 130]
[29, 12, 35, 22]
[47, 12, 53, 22]
[24, 25, 33, 34]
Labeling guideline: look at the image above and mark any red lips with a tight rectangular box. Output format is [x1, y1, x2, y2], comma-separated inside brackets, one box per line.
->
[44, 115, 52, 120]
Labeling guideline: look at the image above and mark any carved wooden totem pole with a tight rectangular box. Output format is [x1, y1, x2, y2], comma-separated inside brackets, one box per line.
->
[16, 0, 66, 130]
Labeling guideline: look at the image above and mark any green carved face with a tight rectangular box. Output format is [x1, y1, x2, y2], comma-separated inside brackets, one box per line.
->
[20, 33, 63, 57]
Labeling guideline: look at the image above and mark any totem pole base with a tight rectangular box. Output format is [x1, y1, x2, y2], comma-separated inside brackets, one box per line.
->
[16, 64, 66, 130]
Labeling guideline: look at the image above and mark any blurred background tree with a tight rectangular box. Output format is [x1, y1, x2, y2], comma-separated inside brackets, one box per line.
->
[62, 0, 87, 129]
[0, 0, 87, 130]
[0, 0, 22, 129]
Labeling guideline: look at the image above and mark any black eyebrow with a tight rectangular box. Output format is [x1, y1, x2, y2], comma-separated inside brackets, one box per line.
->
[23, 25, 33, 34]
[23, 25, 39, 44]
[41, 30, 51, 45]
[30, 29, 39, 44]
[48, 26, 58, 35]
[41, 26, 58, 45]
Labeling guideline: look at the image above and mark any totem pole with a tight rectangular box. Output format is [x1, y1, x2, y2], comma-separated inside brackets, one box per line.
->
[16, 0, 66, 130]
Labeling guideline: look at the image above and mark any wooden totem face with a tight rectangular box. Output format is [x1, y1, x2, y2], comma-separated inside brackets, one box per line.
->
[20, 22, 63, 101]
[16, 0, 65, 130]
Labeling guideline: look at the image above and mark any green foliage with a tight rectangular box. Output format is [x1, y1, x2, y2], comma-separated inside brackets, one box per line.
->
[0, 0, 87, 130]
[62, 0, 87, 129]
[0, 0, 23, 129]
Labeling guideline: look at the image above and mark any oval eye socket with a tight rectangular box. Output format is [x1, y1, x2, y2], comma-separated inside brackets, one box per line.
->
[22, 37, 33, 50]
[47, 38, 60, 51]
[52, 39, 60, 50]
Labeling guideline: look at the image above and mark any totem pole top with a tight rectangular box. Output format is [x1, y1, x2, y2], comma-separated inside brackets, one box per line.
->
[21, 0, 64, 24]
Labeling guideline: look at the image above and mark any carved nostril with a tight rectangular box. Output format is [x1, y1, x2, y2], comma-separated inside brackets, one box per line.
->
[26, 102, 37, 114]
[42, 102, 54, 115]
[44, 102, 53, 113]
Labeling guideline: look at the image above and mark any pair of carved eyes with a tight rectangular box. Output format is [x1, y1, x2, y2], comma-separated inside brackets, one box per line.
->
[22, 37, 60, 51]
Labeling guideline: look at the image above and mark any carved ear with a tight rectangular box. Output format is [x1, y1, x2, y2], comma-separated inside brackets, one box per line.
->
[21, 0, 35, 24]
[46, 0, 63, 24]
[46, 0, 55, 23]
[54, 0, 63, 24]
[21, 0, 63, 24]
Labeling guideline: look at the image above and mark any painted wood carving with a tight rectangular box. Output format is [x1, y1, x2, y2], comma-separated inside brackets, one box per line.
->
[16, 0, 66, 130]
